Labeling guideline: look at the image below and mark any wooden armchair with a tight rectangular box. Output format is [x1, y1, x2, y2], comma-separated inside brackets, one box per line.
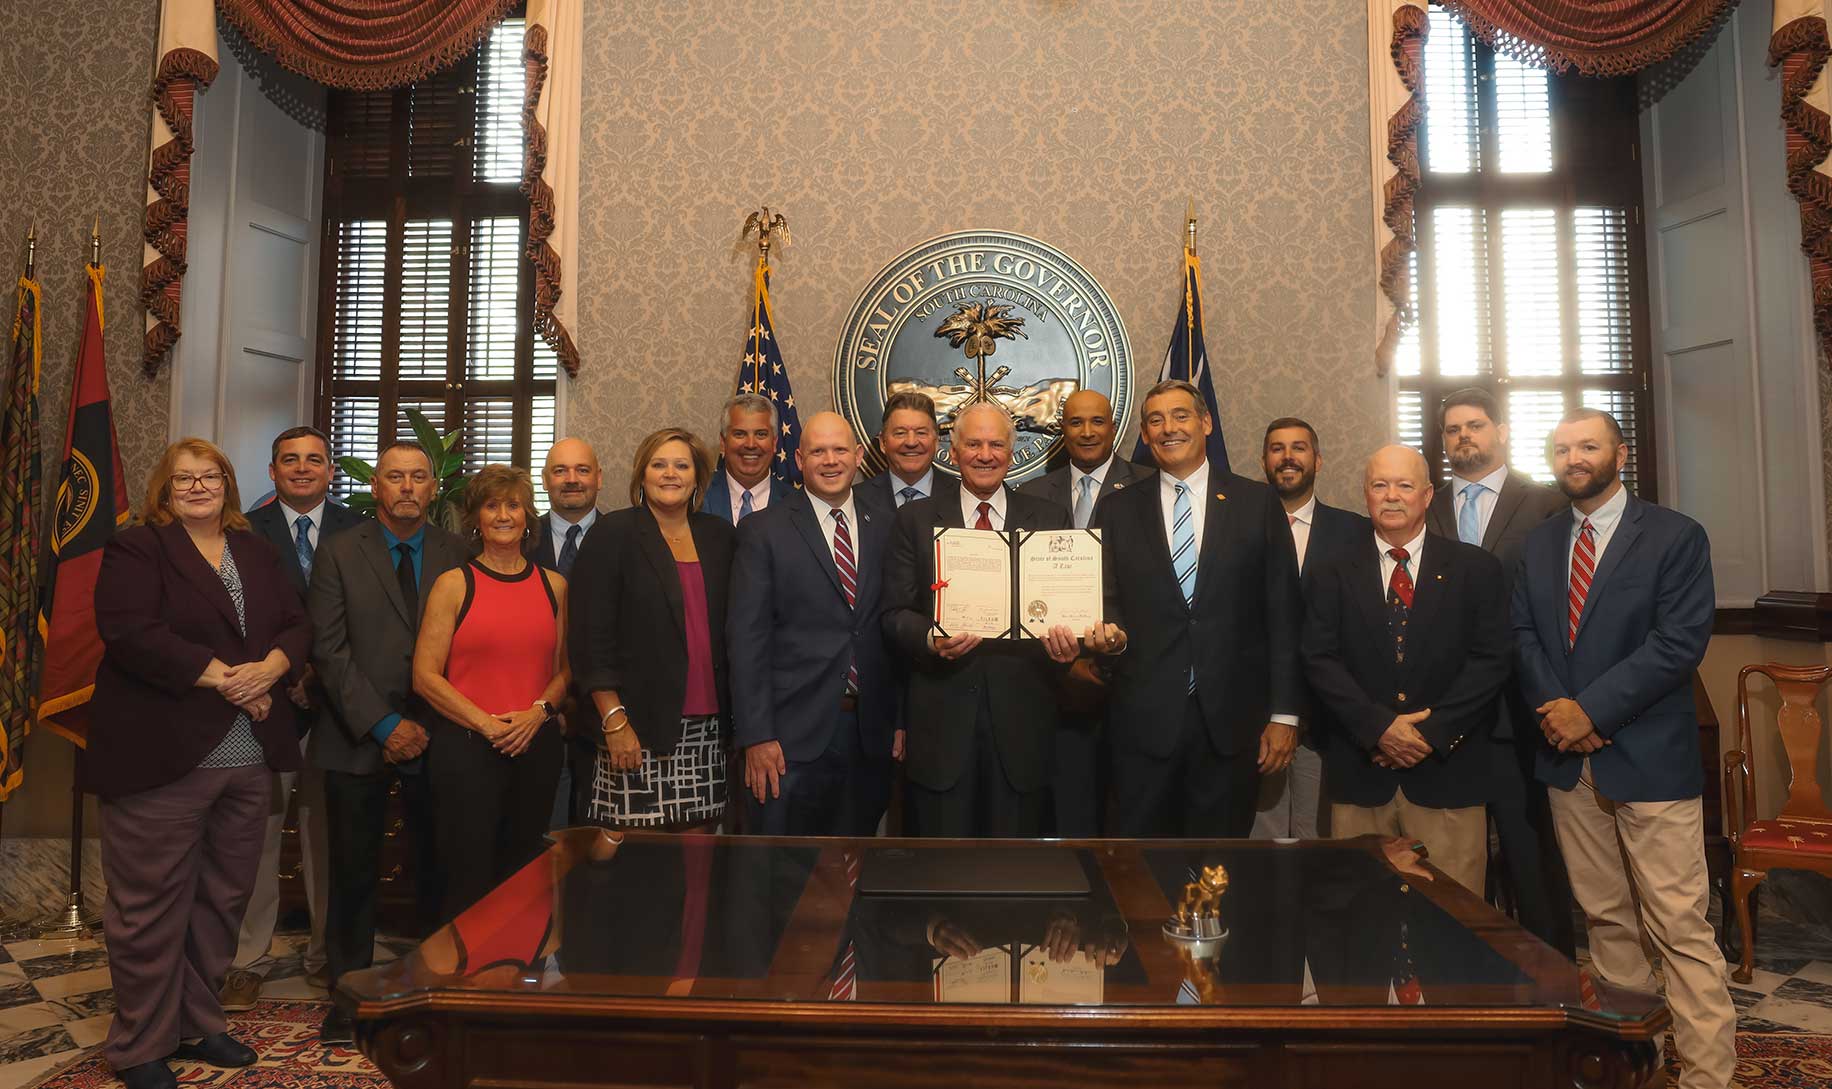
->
[1726, 663, 1832, 983]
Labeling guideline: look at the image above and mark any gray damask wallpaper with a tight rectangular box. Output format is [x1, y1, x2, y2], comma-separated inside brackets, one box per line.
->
[568, 0, 1386, 506]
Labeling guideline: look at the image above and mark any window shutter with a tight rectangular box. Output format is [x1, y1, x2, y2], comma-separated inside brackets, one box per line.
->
[329, 396, 381, 503]
[401, 219, 455, 380]
[329, 220, 387, 383]
[467, 217, 523, 381]
[408, 64, 468, 180]
[328, 90, 393, 182]
[1430, 206, 1491, 378]
[475, 18, 526, 183]
[1424, 9, 1478, 175]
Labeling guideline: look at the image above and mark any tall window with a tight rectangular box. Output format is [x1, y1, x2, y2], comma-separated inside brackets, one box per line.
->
[1397, 8, 1654, 495]
[315, 15, 557, 506]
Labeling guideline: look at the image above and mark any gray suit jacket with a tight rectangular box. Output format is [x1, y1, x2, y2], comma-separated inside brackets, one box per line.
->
[1016, 455, 1146, 524]
[1427, 468, 1567, 739]
[306, 519, 470, 774]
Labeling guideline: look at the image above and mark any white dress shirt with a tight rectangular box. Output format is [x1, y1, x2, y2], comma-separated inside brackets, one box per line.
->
[280, 498, 327, 553]
[1376, 524, 1429, 594]
[1287, 495, 1316, 574]
[960, 485, 1009, 530]
[1157, 459, 1212, 556]
[891, 467, 936, 506]
[1068, 454, 1116, 530]
[1451, 462, 1510, 545]
[548, 506, 598, 560]
[731, 474, 771, 518]
[808, 489, 862, 564]
[1568, 482, 1629, 577]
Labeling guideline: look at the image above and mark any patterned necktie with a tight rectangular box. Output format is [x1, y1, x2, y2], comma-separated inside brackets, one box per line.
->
[1568, 518, 1597, 647]
[294, 514, 314, 581]
[558, 523, 581, 576]
[1073, 475, 1096, 529]
[974, 501, 993, 530]
[1387, 547, 1413, 664]
[737, 488, 754, 521]
[395, 542, 418, 609]
[1171, 483, 1197, 693]
[832, 510, 859, 694]
[829, 850, 861, 1001]
[1457, 482, 1487, 545]
[898, 485, 920, 507]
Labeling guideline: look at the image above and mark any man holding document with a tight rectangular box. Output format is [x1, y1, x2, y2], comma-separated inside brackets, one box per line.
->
[883, 403, 1085, 837]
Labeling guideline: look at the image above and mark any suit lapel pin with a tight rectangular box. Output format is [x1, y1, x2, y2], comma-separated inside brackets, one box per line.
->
[1435, 574, 1443, 581]
[1215, 491, 1226, 501]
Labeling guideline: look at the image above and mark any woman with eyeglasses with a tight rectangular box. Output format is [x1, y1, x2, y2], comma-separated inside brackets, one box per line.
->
[86, 438, 312, 1089]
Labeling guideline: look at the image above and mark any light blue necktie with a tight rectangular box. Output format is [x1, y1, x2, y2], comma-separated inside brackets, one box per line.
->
[898, 486, 921, 507]
[1073, 475, 1096, 530]
[294, 514, 314, 581]
[1170, 483, 1197, 692]
[1458, 482, 1487, 545]
[737, 488, 754, 522]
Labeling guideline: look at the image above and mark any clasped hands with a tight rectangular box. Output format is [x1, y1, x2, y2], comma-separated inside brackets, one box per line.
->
[931, 622, 1129, 663]
[1537, 697, 1608, 754]
[473, 703, 547, 757]
[1373, 709, 1434, 769]
[212, 651, 288, 721]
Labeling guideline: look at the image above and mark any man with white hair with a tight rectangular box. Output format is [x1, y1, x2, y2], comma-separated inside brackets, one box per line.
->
[882, 402, 1080, 836]
[703, 392, 778, 523]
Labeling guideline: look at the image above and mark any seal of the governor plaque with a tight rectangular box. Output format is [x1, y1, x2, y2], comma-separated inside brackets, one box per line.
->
[832, 231, 1132, 485]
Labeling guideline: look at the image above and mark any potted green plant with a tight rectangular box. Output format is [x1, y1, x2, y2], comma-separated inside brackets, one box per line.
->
[336, 408, 469, 532]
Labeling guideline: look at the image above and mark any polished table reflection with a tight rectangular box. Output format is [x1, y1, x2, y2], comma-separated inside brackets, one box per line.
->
[342, 830, 1667, 1089]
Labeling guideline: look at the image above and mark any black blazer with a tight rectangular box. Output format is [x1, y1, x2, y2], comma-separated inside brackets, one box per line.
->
[1016, 455, 1147, 520]
[247, 499, 363, 599]
[85, 523, 312, 799]
[569, 506, 735, 756]
[728, 487, 898, 763]
[1301, 534, 1511, 809]
[1093, 467, 1303, 759]
[881, 488, 1068, 794]
[1295, 501, 1372, 746]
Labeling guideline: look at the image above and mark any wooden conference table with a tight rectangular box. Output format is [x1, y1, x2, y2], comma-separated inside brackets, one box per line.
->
[342, 830, 1666, 1089]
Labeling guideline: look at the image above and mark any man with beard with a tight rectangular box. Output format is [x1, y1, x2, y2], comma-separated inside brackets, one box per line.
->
[1249, 417, 1366, 841]
[1425, 388, 1574, 955]
[702, 393, 778, 523]
[862, 390, 961, 510]
[309, 441, 468, 1043]
[1017, 389, 1145, 835]
[529, 438, 603, 826]
[1514, 408, 1731, 1089]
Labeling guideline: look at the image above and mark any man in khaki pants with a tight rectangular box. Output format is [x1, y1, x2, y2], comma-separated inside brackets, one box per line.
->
[1512, 409, 1733, 1089]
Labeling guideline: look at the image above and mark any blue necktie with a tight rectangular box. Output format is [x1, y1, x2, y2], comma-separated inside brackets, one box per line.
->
[737, 488, 754, 521]
[1073, 475, 1096, 530]
[1170, 483, 1197, 693]
[1458, 482, 1487, 545]
[898, 485, 921, 507]
[558, 523, 580, 576]
[294, 514, 314, 581]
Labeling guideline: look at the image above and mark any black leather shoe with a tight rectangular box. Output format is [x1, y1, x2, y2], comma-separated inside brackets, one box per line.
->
[116, 1060, 177, 1089]
[319, 1008, 355, 1046]
[171, 1033, 257, 1068]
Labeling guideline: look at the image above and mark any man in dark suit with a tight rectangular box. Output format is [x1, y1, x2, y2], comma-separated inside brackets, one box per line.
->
[1017, 389, 1143, 836]
[883, 402, 1081, 836]
[861, 389, 961, 512]
[1514, 408, 1732, 1089]
[730, 412, 899, 835]
[701, 393, 778, 524]
[528, 437, 602, 827]
[1303, 444, 1511, 894]
[221, 427, 361, 1011]
[1250, 416, 1367, 841]
[1425, 387, 1575, 955]
[1089, 379, 1302, 838]
[308, 440, 468, 1044]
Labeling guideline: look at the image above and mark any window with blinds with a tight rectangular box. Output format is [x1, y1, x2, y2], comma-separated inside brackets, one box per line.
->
[1398, 8, 1653, 496]
[315, 13, 558, 509]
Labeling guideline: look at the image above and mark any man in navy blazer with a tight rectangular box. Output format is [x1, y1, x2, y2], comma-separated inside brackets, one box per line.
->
[527, 437, 603, 827]
[729, 412, 900, 835]
[1513, 408, 1732, 1089]
[702, 392, 779, 524]
[224, 426, 361, 1010]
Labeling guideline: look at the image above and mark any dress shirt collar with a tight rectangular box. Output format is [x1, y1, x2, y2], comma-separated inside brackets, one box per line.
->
[1572, 481, 1628, 537]
[1158, 459, 1212, 506]
[1375, 523, 1428, 565]
[808, 487, 859, 532]
[550, 506, 597, 547]
[279, 498, 326, 535]
[1289, 494, 1317, 528]
[1454, 462, 1510, 497]
[1070, 454, 1116, 497]
[732, 473, 771, 508]
[379, 522, 425, 554]
[960, 484, 1008, 528]
[891, 466, 935, 502]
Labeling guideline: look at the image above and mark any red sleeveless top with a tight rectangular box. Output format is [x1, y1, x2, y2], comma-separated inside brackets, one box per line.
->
[447, 561, 559, 716]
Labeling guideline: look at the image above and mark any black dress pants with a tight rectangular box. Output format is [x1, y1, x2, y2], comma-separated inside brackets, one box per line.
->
[1048, 711, 1107, 838]
[745, 710, 893, 837]
[909, 699, 1044, 838]
[426, 721, 564, 924]
[322, 762, 440, 985]
[1110, 694, 1258, 838]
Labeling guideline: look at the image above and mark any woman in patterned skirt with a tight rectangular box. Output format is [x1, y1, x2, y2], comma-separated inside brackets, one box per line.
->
[570, 427, 735, 830]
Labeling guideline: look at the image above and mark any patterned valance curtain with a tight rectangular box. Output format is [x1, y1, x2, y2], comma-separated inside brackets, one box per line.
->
[1369, 1, 1428, 378]
[1434, 0, 1739, 75]
[141, 0, 579, 378]
[1772, 1, 1832, 353]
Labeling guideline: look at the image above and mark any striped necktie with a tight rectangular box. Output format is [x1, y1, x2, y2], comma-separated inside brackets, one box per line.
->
[831, 509, 859, 694]
[1170, 483, 1196, 693]
[1568, 518, 1597, 646]
[294, 514, 314, 581]
[829, 850, 861, 1000]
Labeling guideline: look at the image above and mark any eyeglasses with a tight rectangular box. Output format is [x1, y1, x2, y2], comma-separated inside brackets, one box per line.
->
[171, 471, 226, 492]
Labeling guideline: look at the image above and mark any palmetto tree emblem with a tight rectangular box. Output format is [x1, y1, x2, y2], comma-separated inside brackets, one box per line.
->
[934, 301, 1028, 406]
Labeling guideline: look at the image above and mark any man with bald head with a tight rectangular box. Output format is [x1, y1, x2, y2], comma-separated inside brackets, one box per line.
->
[728, 412, 901, 835]
[530, 437, 603, 825]
[883, 402, 1080, 837]
[1300, 445, 1511, 894]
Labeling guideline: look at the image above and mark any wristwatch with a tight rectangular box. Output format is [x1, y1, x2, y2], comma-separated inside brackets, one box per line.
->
[535, 698, 556, 720]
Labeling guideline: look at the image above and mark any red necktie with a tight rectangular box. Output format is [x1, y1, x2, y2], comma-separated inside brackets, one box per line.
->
[829, 850, 861, 1000]
[1568, 519, 1596, 647]
[1386, 547, 1414, 609]
[832, 510, 859, 694]
[973, 501, 993, 530]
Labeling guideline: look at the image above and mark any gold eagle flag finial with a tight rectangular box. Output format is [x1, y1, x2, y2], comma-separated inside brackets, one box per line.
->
[739, 206, 790, 266]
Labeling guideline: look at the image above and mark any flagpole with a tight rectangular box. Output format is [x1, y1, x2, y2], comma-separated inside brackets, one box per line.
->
[33, 223, 104, 941]
[1184, 200, 1197, 381]
[0, 229, 31, 933]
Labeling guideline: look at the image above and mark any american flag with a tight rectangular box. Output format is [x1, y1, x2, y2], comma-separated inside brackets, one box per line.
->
[736, 260, 803, 490]
[1132, 244, 1230, 475]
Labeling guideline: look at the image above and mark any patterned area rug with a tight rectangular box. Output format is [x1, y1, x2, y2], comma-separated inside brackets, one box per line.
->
[1699, 1033, 1832, 1088]
[27, 1002, 382, 1089]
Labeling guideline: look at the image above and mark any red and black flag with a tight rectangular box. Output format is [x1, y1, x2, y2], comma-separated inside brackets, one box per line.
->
[37, 264, 129, 747]
[0, 272, 44, 800]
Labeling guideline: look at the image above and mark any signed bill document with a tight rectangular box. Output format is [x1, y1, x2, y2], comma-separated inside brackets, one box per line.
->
[932, 528, 1101, 640]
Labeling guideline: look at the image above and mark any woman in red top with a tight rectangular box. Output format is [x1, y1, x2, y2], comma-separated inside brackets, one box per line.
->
[415, 464, 570, 922]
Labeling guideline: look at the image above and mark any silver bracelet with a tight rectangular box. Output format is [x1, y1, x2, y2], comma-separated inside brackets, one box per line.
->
[600, 705, 628, 732]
